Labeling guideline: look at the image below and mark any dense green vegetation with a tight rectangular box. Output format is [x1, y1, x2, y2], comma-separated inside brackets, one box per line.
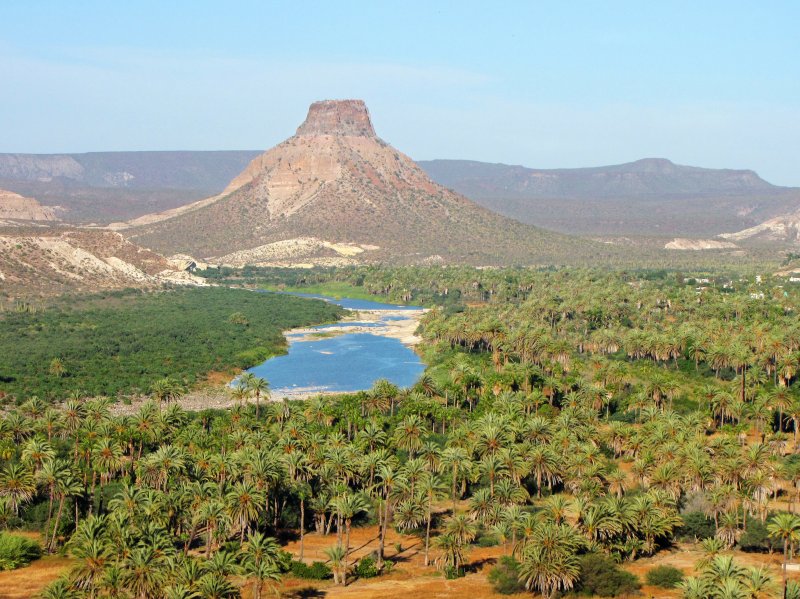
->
[0, 532, 42, 570]
[646, 564, 684, 588]
[0, 287, 342, 401]
[3, 266, 800, 597]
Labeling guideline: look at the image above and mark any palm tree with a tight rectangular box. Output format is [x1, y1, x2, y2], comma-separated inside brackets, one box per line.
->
[246, 376, 270, 418]
[518, 522, 582, 599]
[324, 544, 347, 585]
[767, 512, 800, 598]
[335, 492, 371, 574]
[393, 414, 427, 458]
[240, 531, 282, 599]
[0, 462, 36, 516]
[440, 446, 471, 512]
[527, 444, 560, 498]
[226, 481, 263, 543]
[121, 545, 167, 599]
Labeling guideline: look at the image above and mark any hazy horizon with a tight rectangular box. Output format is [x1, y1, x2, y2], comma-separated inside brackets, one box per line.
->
[1, 1, 798, 185]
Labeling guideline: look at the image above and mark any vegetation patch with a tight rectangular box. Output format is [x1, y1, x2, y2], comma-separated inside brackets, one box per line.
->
[0, 533, 42, 570]
[0, 287, 342, 400]
[645, 564, 684, 588]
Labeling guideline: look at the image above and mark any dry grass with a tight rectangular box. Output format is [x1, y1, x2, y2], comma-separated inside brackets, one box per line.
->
[0, 555, 73, 599]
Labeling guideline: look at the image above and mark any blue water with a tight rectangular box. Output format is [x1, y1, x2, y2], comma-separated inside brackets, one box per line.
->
[243, 292, 425, 396]
[246, 332, 425, 394]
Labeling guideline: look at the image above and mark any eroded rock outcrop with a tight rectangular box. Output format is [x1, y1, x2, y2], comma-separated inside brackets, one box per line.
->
[0, 190, 58, 221]
[295, 99, 377, 137]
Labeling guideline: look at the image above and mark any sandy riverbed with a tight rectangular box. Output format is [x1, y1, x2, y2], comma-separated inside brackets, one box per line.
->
[288, 308, 425, 347]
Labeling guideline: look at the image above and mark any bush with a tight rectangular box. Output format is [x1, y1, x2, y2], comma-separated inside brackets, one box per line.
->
[488, 556, 525, 595]
[739, 518, 779, 552]
[354, 556, 379, 579]
[646, 565, 684, 588]
[575, 553, 640, 597]
[475, 532, 500, 547]
[0, 533, 42, 570]
[289, 560, 332, 580]
[677, 511, 715, 541]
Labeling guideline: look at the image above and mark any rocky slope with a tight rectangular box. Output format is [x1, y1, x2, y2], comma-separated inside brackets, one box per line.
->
[420, 159, 800, 237]
[0, 226, 205, 298]
[126, 100, 601, 266]
[720, 210, 800, 245]
[0, 189, 58, 222]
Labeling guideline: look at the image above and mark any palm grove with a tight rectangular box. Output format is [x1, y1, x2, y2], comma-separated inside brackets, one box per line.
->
[1, 268, 800, 598]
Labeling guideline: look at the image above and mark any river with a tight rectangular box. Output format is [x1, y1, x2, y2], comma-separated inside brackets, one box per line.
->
[240, 292, 427, 399]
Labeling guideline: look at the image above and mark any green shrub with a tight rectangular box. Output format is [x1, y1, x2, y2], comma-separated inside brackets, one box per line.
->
[476, 532, 500, 547]
[354, 556, 379, 579]
[677, 511, 715, 541]
[739, 518, 780, 552]
[575, 553, 640, 597]
[488, 555, 525, 595]
[289, 560, 332, 580]
[646, 565, 684, 588]
[0, 533, 42, 570]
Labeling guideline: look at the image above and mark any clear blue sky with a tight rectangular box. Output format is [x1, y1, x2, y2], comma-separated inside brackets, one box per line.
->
[2, 1, 798, 184]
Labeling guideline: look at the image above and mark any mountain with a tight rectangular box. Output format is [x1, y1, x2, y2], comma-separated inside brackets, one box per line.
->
[419, 159, 800, 238]
[125, 100, 599, 267]
[0, 225, 205, 298]
[720, 209, 800, 245]
[0, 189, 58, 222]
[0, 151, 261, 223]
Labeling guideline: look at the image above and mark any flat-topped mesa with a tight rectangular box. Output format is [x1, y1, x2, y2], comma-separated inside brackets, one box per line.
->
[295, 99, 376, 137]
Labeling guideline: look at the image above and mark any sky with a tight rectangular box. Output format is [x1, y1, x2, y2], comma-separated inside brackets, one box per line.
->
[1, 1, 799, 185]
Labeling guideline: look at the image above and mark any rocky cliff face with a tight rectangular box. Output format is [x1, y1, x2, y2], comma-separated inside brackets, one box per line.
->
[295, 99, 377, 137]
[0, 190, 58, 221]
[126, 99, 593, 266]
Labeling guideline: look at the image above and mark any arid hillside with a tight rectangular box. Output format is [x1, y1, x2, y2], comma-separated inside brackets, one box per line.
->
[0, 226, 204, 298]
[125, 100, 604, 266]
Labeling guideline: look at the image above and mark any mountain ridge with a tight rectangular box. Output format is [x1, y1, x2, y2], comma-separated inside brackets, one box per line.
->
[418, 158, 800, 237]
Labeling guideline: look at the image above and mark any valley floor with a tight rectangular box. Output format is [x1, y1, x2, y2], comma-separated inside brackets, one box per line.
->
[2, 524, 797, 599]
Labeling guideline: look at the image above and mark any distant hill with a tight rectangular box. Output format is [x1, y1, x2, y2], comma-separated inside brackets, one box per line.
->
[125, 100, 607, 267]
[0, 151, 261, 223]
[418, 158, 800, 237]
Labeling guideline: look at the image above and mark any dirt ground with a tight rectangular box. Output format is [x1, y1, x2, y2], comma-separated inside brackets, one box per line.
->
[4, 526, 800, 598]
[274, 525, 520, 599]
[0, 555, 73, 599]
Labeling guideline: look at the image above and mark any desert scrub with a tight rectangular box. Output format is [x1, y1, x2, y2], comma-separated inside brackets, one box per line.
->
[488, 556, 525, 594]
[646, 565, 684, 588]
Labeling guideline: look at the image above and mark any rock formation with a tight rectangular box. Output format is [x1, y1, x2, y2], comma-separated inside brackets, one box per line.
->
[295, 99, 377, 137]
[720, 209, 800, 244]
[0, 189, 58, 221]
[126, 99, 592, 266]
